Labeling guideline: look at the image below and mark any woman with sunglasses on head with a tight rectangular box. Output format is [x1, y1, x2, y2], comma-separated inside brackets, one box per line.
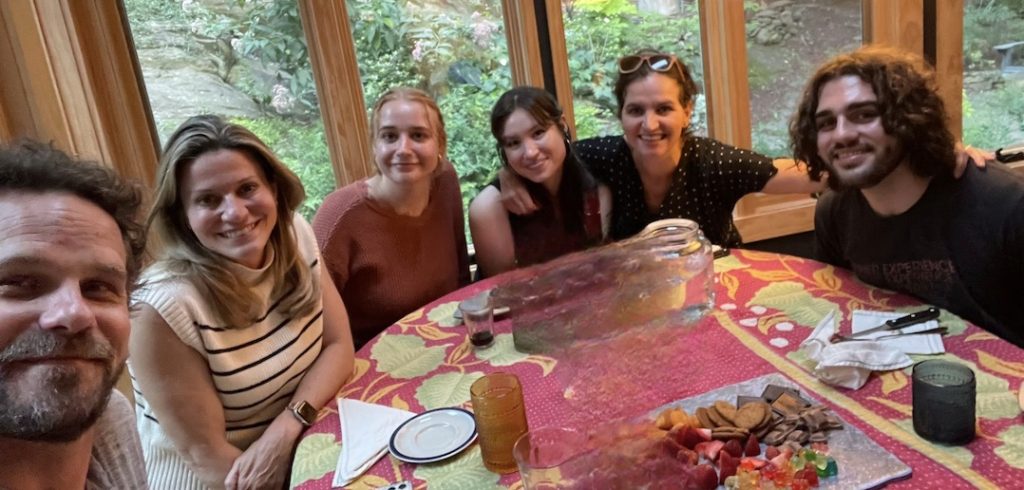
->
[130, 115, 356, 489]
[313, 87, 470, 349]
[501, 49, 987, 246]
[469, 86, 612, 277]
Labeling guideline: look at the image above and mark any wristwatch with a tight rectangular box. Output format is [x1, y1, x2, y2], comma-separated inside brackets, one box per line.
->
[288, 400, 318, 426]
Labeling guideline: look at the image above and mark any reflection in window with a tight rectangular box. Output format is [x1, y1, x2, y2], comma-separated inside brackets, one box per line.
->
[347, 0, 513, 212]
[124, 0, 333, 218]
[562, 0, 706, 140]
[962, 0, 1024, 149]
[745, 0, 861, 157]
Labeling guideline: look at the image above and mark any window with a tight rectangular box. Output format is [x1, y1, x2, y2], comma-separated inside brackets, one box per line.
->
[745, 0, 862, 157]
[962, 0, 1024, 150]
[562, 0, 707, 139]
[347, 0, 514, 212]
[124, 0, 333, 218]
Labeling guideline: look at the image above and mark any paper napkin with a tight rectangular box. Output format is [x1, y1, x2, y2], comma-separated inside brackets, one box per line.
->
[332, 399, 415, 488]
[851, 310, 944, 355]
[800, 310, 914, 390]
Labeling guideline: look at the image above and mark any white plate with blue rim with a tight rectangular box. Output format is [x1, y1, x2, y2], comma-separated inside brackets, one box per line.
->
[388, 407, 477, 464]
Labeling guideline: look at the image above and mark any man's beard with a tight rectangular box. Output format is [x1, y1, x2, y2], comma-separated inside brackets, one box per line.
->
[0, 329, 121, 443]
[825, 145, 904, 191]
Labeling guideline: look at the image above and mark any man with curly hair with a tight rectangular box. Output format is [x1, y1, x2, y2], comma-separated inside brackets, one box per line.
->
[0, 142, 149, 488]
[790, 46, 1024, 347]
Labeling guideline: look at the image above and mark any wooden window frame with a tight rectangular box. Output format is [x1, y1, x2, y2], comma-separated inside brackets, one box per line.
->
[0, 1, 982, 239]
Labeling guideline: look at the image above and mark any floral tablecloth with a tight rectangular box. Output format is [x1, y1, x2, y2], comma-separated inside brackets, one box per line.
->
[290, 250, 1024, 489]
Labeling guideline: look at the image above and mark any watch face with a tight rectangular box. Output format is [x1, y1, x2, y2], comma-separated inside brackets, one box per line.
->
[294, 401, 318, 425]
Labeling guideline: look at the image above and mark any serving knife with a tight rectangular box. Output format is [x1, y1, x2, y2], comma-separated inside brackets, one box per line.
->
[829, 307, 941, 343]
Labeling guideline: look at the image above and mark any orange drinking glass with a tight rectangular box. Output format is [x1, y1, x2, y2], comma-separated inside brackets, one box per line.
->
[470, 372, 529, 473]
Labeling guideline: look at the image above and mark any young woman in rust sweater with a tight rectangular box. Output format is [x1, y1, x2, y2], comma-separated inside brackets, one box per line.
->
[313, 88, 470, 349]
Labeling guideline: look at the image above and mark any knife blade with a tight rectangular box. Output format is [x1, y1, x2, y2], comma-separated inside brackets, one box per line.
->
[830, 307, 941, 342]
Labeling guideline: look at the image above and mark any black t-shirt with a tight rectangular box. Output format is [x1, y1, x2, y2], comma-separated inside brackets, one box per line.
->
[815, 163, 1024, 347]
[575, 135, 777, 245]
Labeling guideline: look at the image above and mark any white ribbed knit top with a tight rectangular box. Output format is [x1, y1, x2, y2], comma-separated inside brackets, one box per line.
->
[129, 215, 324, 490]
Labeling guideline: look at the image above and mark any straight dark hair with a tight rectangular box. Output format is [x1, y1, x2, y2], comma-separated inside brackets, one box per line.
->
[490, 86, 598, 235]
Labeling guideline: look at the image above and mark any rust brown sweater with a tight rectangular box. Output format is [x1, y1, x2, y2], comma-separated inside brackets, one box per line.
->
[313, 165, 470, 348]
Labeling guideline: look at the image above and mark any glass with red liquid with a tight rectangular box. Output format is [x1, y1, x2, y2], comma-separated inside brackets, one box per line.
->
[460, 293, 495, 349]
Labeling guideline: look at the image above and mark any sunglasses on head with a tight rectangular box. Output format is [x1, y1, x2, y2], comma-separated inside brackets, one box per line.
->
[618, 54, 679, 74]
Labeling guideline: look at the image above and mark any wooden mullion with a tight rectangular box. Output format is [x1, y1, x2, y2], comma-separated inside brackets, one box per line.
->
[297, 0, 373, 187]
[541, 1, 576, 138]
[698, 0, 751, 149]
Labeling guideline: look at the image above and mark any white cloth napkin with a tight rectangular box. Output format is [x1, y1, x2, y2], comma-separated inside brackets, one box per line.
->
[851, 310, 944, 355]
[332, 399, 415, 488]
[800, 310, 914, 390]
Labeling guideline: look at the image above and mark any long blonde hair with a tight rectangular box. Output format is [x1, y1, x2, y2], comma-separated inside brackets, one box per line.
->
[146, 115, 318, 327]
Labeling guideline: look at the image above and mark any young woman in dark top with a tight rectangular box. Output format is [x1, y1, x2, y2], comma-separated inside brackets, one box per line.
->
[500, 50, 987, 246]
[470, 86, 611, 277]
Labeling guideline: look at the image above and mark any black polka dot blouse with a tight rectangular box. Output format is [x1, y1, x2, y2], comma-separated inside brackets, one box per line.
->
[575, 135, 778, 246]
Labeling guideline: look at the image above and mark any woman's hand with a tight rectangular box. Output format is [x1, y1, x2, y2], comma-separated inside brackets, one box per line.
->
[954, 142, 992, 178]
[224, 413, 304, 490]
[497, 167, 539, 215]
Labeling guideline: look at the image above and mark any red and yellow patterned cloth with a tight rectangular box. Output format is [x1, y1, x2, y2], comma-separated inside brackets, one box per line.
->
[290, 250, 1024, 489]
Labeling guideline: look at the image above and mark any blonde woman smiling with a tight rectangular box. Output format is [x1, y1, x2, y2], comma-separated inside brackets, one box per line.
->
[313, 88, 470, 349]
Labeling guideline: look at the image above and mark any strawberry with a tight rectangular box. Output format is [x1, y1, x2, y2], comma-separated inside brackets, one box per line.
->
[692, 464, 718, 490]
[680, 426, 709, 449]
[744, 434, 761, 457]
[718, 450, 739, 485]
[696, 440, 725, 461]
[723, 438, 744, 458]
[769, 451, 790, 469]
[765, 445, 780, 459]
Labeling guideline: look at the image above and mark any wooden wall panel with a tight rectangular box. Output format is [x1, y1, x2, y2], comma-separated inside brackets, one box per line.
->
[0, 0, 157, 186]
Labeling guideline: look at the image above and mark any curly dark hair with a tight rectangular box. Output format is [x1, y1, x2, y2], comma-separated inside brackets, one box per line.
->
[789, 45, 955, 188]
[0, 140, 146, 290]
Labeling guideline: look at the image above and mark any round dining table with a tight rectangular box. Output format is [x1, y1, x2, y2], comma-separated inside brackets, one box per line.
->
[290, 250, 1024, 489]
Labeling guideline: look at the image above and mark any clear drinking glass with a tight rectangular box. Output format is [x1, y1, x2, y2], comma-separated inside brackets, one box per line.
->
[460, 293, 495, 349]
[513, 427, 589, 489]
[470, 372, 529, 473]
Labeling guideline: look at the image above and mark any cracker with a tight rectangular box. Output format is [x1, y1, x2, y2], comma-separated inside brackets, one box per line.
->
[713, 401, 738, 425]
[733, 400, 767, 430]
[695, 407, 715, 428]
[711, 427, 749, 440]
[706, 405, 730, 427]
